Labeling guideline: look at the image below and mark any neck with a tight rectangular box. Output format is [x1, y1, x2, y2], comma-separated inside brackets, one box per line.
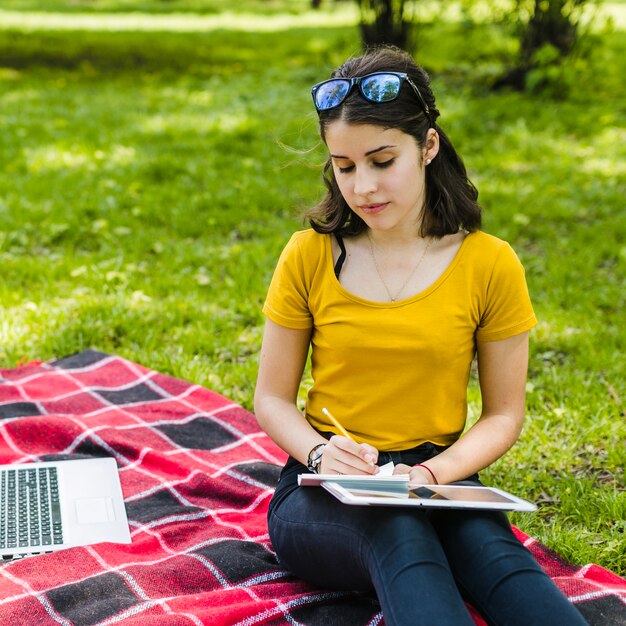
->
[366, 225, 426, 249]
[365, 228, 433, 302]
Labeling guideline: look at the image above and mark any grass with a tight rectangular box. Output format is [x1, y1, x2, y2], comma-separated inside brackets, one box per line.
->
[0, 0, 320, 14]
[0, 2, 624, 575]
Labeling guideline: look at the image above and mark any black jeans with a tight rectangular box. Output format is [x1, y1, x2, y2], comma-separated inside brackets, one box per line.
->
[269, 443, 587, 626]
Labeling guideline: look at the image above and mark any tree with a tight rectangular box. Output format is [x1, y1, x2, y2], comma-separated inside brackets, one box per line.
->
[497, 0, 594, 90]
[356, 0, 416, 51]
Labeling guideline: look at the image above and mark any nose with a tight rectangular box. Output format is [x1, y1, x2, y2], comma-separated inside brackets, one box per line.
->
[353, 167, 377, 196]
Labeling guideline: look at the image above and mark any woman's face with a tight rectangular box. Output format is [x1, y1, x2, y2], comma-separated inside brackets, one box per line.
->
[325, 121, 429, 236]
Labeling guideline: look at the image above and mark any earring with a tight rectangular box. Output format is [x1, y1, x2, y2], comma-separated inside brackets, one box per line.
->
[425, 158, 432, 165]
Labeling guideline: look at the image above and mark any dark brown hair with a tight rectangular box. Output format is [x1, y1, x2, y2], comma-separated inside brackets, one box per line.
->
[306, 46, 481, 238]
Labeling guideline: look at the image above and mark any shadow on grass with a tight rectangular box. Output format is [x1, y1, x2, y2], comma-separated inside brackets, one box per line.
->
[0, 0, 313, 14]
[2, 20, 624, 102]
[0, 26, 359, 74]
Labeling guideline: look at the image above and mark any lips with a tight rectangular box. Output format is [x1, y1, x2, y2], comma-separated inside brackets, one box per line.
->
[359, 202, 388, 215]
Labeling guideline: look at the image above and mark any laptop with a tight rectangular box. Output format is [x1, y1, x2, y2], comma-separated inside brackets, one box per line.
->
[1, 457, 131, 560]
[299, 474, 536, 512]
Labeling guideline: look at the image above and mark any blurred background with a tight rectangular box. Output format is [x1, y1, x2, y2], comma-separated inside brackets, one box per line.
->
[0, 0, 624, 574]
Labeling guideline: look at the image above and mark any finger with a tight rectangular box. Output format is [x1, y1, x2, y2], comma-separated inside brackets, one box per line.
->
[329, 437, 379, 473]
[330, 436, 378, 464]
[317, 439, 351, 475]
[360, 443, 379, 465]
[328, 457, 377, 476]
[331, 452, 378, 475]
[392, 463, 412, 475]
[325, 441, 377, 475]
[329, 434, 358, 452]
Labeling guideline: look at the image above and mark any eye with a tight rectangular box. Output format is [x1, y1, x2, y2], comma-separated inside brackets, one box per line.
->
[336, 164, 354, 174]
[374, 159, 395, 169]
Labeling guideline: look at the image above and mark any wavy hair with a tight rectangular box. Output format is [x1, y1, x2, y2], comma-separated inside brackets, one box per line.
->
[306, 46, 481, 238]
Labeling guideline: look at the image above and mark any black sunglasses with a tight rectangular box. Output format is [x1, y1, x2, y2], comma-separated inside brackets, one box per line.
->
[311, 71, 431, 122]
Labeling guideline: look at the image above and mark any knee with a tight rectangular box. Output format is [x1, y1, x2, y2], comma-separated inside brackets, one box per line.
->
[449, 527, 546, 601]
[467, 533, 536, 576]
[436, 511, 540, 576]
[436, 510, 512, 555]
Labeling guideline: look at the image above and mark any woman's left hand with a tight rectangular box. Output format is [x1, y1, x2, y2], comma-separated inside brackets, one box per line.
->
[393, 463, 437, 484]
[392, 463, 411, 475]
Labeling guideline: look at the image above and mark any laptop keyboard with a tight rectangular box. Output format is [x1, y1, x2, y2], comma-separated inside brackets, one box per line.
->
[0, 467, 64, 552]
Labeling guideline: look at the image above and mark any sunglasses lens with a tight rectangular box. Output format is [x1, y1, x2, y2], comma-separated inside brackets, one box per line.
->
[314, 80, 351, 110]
[361, 74, 402, 103]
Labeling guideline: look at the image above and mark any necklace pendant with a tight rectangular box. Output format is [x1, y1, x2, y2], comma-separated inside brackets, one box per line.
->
[366, 231, 432, 304]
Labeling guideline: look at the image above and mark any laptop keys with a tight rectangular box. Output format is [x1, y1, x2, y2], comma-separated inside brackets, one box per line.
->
[0, 466, 64, 553]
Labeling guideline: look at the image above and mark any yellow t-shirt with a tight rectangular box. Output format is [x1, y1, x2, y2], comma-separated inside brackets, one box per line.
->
[263, 229, 537, 451]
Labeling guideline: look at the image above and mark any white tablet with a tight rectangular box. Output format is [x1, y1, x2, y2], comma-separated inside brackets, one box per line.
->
[319, 480, 537, 512]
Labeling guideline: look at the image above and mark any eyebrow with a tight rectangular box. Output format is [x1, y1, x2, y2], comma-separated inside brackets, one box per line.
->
[330, 145, 397, 159]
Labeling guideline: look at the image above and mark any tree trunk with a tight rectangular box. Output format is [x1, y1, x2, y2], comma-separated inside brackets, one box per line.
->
[520, 0, 579, 65]
[494, 0, 586, 90]
[357, 0, 413, 51]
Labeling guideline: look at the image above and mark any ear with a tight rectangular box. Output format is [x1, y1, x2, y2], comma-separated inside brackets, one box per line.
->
[423, 128, 440, 163]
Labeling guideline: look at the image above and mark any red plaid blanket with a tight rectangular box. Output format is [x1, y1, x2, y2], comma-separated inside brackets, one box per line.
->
[0, 350, 624, 626]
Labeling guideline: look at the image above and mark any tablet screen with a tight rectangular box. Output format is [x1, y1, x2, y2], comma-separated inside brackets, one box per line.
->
[409, 485, 519, 504]
[321, 481, 537, 512]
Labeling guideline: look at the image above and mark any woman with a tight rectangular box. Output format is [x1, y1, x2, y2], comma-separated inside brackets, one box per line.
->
[254, 46, 587, 626]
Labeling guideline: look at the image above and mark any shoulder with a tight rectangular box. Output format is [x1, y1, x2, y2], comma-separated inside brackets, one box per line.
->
[273, 229, 330, 279]
[278, 229, 329, 267]
[469, 231, 536, 339]
[286, 228, 328, 251]
[464, 231, 510, 254]
[463, 231, 524, 268]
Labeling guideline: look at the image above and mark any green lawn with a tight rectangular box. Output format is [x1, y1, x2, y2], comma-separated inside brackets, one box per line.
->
[0, 3, 624, 575]
[0, 0, 317, 13]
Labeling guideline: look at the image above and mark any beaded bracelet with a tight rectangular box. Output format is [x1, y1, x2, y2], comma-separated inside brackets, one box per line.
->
[415, 463, 438, 485]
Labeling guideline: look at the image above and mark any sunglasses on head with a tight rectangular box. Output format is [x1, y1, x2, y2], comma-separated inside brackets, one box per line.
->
[311, 71, 431, 122]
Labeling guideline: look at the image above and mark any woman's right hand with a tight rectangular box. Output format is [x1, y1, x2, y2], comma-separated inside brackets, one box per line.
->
[319, 435, 379, 475]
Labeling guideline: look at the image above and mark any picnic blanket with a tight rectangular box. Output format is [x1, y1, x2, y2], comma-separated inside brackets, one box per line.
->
[0, 350, 624, 626]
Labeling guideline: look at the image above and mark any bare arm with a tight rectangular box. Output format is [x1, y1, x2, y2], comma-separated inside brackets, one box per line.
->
[254, 318, 377, 474]
[396, 331, 530, 484]
[254, 319, 319, 463]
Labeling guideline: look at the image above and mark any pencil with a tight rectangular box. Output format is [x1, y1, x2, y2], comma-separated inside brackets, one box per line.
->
[322, 407, 378, 470]
[322, 407, 354, 440]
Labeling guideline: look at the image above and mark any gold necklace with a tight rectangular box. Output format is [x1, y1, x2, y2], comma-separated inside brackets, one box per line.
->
[367, 231, 432, 302]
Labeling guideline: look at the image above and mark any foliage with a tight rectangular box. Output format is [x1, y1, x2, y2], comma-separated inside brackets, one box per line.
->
[0, 3, 624, 575]
[496, 0, 600, 92]
[356, 0, 416, 50]
[517, 0, 590, 57]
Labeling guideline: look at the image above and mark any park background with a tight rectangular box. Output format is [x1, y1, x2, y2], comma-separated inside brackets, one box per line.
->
[0, 0, 624, 576]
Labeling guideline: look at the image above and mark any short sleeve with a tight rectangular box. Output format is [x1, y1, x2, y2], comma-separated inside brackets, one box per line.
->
[262, 232, 314, 329]
[476, 242, 537, 342]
